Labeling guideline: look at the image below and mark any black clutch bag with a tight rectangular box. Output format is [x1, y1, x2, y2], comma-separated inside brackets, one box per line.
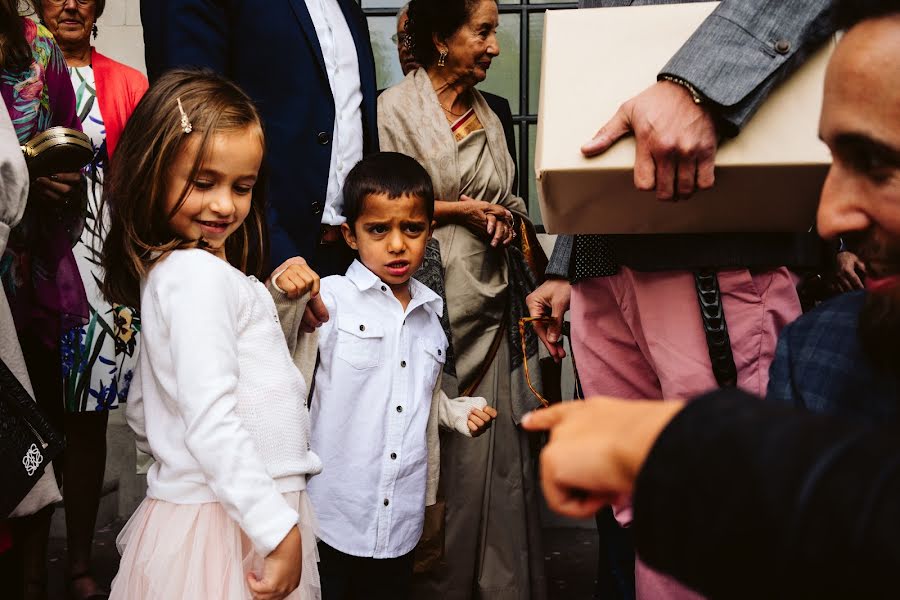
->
[0, 358, 65, 517]
[21, 126, 93, 180]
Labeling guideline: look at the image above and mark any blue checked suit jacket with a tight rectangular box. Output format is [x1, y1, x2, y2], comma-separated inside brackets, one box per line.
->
[767, 291, 900, 423]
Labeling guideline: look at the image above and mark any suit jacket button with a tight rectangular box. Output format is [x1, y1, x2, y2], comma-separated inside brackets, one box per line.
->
[774, 39, 791, 54]
[317, 131, 330, 145]
[311, 201, 322, 215]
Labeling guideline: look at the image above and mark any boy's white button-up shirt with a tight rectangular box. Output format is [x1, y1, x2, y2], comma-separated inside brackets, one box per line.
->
[307, 260, 448, 558]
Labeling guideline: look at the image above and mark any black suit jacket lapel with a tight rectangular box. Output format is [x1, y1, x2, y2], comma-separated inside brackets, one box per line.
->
[287, 0, 328, 77]
[337, 0, 376, 97]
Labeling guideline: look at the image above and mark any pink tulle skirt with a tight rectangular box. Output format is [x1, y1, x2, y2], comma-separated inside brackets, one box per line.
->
[110, 491, 320, 599]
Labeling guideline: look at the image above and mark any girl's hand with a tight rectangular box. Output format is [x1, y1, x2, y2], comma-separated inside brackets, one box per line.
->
[273, 257, 320, 300]
[247, 526, 303, 600]
[468, 405, 498, 437]
[31, 172, 81, 204]
[456, 195, 517, 248]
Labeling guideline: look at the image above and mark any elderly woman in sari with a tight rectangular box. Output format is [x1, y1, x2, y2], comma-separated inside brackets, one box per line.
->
[378, 0, 546, 598]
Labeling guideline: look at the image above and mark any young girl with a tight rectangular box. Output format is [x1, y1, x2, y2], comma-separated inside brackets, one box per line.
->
[100, 70, 322, 600]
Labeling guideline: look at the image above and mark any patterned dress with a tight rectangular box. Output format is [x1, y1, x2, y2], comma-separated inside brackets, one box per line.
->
[60, 63, 140, 412]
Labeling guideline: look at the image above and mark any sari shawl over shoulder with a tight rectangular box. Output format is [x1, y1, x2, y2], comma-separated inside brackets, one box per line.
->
[378, 70, 541, 421]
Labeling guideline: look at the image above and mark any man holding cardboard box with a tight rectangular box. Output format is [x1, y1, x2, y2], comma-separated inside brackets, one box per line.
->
[524, 4, 900, 597]
[527, 0, 835, 598]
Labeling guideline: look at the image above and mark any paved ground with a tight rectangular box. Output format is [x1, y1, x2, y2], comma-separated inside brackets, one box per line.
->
[48, 523, 599, 599]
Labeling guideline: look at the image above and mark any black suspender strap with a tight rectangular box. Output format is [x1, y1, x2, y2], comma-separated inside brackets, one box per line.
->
[694, 270, 738, 388]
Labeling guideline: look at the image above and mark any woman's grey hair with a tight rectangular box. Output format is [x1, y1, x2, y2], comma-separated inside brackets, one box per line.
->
[396, 1, 410, 21]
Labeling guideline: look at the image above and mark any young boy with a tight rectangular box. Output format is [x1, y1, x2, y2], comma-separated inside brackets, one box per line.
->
[269, 152, 497, 600]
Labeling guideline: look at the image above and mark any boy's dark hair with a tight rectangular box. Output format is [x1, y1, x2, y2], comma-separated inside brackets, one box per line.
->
[342, 152, 435, 227]
[835, 0, 900, 29]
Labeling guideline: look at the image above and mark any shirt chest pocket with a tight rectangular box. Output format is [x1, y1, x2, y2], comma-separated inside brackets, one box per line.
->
[336, 317, 384, 370]
[419, 338, 447, 389]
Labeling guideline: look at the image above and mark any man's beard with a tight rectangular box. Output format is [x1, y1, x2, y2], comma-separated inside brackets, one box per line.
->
[852, 230, 900, 377]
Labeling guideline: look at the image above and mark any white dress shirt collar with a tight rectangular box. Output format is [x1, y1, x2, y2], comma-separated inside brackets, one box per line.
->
[345, 260, 443, 318]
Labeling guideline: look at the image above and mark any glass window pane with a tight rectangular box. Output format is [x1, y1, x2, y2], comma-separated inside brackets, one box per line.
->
[477, 12, 521, 114]
[367, 16, 405, 90]
[528, 12, 544, 115]
[513, 124, 521, 196]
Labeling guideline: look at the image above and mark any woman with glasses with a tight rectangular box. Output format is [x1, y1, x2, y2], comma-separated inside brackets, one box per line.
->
[34, 0, 147, 598]
[378, 0, 548, 598]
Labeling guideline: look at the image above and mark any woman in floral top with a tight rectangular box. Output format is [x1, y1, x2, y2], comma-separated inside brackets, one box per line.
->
[36, 0, 147, 597]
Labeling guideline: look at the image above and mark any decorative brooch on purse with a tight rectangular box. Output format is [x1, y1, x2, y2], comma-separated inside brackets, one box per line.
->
[0, 358, 65, 517]
[21, 126, 93, 180]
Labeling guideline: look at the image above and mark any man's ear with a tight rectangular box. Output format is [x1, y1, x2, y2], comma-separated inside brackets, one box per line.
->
[341, 222, 358, 250]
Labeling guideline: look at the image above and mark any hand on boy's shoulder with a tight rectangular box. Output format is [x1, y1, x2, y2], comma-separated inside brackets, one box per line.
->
[468, 405, 498, 437]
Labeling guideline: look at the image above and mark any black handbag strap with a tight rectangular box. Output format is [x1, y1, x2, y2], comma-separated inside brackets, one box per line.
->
[694, 270, 738, 388]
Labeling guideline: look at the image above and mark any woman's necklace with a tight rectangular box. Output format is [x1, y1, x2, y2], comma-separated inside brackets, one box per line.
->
[440, 103, 467, 117]
[431, 76, 471, 119]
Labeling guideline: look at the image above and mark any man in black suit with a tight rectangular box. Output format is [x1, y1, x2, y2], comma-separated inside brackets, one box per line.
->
[141, 0, 378, 276]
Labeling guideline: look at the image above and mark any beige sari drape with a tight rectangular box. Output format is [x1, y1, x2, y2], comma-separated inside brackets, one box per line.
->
[379, 70, 526, 395]
[379, 70, 546, 600]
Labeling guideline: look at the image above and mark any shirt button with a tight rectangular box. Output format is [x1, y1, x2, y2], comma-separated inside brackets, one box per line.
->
[390, 452, 397, 460]
[396, 406, 403, 413]
[317, 131, 331, 145]
[774, 39, 791, 54]
[400, 360, 407, 368]
[437, 349, 442, 356]
[381, 285, 387, 292]
[383, 499, 390, 506]
[359, 324, 366, 332]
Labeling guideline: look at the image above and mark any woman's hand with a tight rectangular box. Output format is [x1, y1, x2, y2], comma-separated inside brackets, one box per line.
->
[833, 250, 866, 292]
[31, 172, 81, 204]
[247, 526, 303, 600]
[455, 195, 517, 248]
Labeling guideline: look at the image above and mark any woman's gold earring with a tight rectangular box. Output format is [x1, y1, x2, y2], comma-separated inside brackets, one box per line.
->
[438, 50, 448, 67]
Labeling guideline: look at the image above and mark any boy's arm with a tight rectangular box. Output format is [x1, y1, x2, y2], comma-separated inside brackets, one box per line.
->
[433, 372, 489, 437]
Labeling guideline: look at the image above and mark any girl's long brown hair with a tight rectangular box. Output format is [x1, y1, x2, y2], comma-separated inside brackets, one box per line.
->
[101, 69, 269, 308]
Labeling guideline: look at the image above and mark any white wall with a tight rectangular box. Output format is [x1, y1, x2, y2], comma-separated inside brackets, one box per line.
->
[93, 0, 145, 74]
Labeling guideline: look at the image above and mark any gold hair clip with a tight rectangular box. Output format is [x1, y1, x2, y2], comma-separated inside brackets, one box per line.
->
[177, 97, 193, 134]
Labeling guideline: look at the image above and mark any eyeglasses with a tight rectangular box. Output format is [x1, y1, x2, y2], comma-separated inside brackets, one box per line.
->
[391, 32, 411, 46]
[45, 0, 95, 6]
[518, 316, 578, 409]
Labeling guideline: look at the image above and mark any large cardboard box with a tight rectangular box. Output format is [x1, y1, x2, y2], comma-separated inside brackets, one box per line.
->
[535, 2, 834, 235]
